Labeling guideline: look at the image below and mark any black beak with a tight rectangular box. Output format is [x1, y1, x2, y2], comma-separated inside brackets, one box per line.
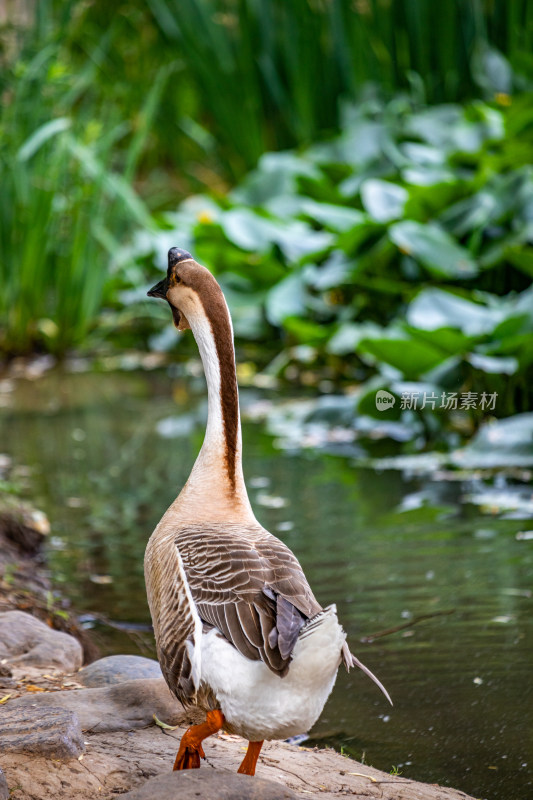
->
[147, 278, 168, 299]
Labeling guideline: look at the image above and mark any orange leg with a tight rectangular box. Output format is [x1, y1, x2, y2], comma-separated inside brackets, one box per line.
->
[173, 709, 224, 771]
[237, 740, 264, 776]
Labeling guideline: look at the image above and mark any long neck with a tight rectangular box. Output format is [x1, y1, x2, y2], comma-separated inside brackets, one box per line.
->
[175, 303, 254, 522]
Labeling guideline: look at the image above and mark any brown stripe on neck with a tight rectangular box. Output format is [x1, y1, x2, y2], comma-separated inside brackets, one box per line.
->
[199, 289, 239, 492]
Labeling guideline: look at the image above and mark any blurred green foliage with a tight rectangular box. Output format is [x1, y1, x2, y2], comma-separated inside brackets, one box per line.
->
[135, 92, 533, 420]
[0, 4, 156, 354]
[1, 0, 532, 425]
[48, 0, 533, 177]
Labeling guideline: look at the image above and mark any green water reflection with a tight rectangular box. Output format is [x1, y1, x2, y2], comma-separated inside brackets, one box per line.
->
[0, 370, 531, 800]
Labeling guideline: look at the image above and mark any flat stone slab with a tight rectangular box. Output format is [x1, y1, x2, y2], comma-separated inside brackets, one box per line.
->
[0, 705, 84, 759]
[0, 610, 82, 671]
[78, 654, 162, 687]
[11, 677, 187, 732]
[122, 769, 299, 799]
[0, 725, 478, 800]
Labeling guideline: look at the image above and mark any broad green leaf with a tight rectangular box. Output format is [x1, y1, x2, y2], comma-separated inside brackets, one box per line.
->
[359, 336, 449, 377]
[472, 46, 513, 95]
[389, 221, 478, 278]
[405, 325, 472, 356]
[360, 179, 408, 223]
[467, 353, 518, 375]
[219, 208, 332, 260]
[265, 197, 364, 233]
[402, 167, 457, 186]
[220, 208, 284, 252]
[265, 272, 306, 325]
[299, 199, 366, 232]
[401, 142, 446, 166]
[307, 252, 354, 291]
[283, 316, 330, 345]
[327, 322, 383, 355]
[407, 289, 499, 335]
[231, 152, 320, 206]
[405, 104, 502, 153]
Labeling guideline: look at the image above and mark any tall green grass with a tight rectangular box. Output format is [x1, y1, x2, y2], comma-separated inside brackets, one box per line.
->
[0, 6, 158, 355]
[144, 0, 533, 173]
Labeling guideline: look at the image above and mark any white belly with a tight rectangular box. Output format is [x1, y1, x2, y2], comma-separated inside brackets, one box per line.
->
[199, 605, 345, 741]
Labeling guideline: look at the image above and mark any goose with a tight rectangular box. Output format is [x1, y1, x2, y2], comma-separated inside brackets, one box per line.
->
[145, 247, 391, 776]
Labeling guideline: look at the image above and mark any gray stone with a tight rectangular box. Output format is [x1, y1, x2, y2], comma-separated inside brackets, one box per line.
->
[78, 654, 162, 687]
[0, 767, 8, 800]
[0, 610, 82, 671]
[0, 705, 84, 759]
[122, 770, 299, 800]
[12, 678, 186, 733]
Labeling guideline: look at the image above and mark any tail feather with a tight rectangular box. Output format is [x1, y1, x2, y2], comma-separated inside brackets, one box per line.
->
[342, 642, 393, 706]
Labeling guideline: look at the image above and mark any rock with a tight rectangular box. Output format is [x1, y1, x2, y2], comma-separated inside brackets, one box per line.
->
[0, 767, 8, 800]
[0, 705, 84, 759]
[0, 611, 83, 671]
[122, 770, 299, 800]
[78, 654, 162, 687]
[12, 677, 187, 733]
[0, 500, 49, 557]
[0, 724, 478, 800]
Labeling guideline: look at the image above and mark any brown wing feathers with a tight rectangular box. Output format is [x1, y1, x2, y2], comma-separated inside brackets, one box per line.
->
[176, 523, 321, 677]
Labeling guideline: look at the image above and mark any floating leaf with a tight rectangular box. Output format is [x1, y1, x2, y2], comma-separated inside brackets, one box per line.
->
[453, 413, 533, 468]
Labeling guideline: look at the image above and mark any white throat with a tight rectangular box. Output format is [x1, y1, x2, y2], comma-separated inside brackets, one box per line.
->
[173, 303, 255, 524]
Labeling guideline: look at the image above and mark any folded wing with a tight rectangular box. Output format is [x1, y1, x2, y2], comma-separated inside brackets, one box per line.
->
[176, 523, 323, 677]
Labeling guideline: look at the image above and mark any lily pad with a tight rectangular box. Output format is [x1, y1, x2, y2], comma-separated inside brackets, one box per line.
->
[452, 413, 533, 468]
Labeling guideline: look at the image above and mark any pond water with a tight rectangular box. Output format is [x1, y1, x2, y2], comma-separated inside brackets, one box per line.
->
[0, 369, 531, 800]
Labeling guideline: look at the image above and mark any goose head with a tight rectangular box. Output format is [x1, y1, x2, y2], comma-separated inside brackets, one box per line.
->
[148, 247, 225, 332]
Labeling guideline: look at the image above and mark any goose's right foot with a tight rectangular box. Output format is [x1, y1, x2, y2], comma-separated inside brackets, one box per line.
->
[237, 740, 264, 776]
[173, 709, 224, 771]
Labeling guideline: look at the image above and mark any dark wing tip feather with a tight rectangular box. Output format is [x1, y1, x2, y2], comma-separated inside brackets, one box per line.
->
[275, 594, 305, 660]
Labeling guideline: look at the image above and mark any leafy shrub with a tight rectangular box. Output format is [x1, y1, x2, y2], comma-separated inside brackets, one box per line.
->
[135, 91, 533, 421]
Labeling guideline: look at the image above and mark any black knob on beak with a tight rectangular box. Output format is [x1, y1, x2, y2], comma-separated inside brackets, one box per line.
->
[168, 247, 193, 267]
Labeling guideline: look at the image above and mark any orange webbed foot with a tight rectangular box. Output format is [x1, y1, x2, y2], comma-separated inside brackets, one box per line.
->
[172, 710, 224, 771]
[173, 733, 205, 770]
